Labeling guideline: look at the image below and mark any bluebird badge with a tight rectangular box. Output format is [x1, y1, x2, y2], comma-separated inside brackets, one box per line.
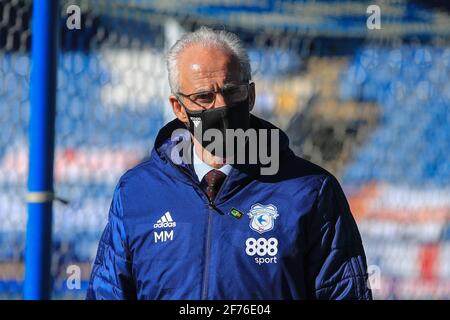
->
[247, 203, 279, 234]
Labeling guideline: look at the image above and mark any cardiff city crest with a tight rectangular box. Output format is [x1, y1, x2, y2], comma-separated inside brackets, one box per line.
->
[247, 203, 279, 234]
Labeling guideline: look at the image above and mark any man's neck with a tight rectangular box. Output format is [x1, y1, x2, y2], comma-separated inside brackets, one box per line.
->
[193, 140, 226, 169]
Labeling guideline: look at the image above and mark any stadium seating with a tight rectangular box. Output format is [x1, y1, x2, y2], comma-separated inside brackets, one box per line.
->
[1, 0, 449, 300]
[341, 46, 450, 186]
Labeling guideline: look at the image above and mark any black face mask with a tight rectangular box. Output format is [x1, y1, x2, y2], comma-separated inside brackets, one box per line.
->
[183, 100, 251, 158]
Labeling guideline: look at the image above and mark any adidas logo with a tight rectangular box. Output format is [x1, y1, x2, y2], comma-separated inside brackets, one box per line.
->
[191, 117, 201, 128]
[153, 211, 176, 228]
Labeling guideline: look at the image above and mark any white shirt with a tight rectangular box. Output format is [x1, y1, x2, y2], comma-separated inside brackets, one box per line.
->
[192, 148, 232, 182]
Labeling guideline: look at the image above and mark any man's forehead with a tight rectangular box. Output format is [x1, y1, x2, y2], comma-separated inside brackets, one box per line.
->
[191, 63, 202, 72]
[178, 45, 240, 77]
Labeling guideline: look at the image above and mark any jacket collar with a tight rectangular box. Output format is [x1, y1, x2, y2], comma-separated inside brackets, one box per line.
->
[151, 115, 292, 205]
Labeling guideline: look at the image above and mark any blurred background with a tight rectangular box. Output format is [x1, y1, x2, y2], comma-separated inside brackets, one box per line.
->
[0, 0, 449, 299]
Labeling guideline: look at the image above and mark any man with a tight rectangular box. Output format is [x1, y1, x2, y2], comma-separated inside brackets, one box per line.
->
[87, 27, 372, 300]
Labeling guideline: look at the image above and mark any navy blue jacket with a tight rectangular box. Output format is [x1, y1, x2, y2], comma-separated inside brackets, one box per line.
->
[86, 115, 372, 300]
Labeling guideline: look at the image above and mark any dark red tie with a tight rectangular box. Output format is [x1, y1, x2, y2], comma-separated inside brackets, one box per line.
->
[201, 169, 226, 202]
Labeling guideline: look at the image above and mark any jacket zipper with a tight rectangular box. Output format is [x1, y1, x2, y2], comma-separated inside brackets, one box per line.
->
[165, 158, 228, 299]
[201, 177, 227, 299]
[201, 205, 213, 299]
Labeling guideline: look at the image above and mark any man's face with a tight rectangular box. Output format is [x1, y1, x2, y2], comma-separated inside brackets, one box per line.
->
[169, 45, 254, 123]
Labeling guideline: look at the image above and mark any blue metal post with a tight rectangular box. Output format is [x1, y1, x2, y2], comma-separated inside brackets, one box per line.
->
[24, 0, 59, 300]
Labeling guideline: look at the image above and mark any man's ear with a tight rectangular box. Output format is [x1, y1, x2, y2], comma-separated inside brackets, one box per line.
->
[248, 82, 255, 112]
[169, 95, 189, 123]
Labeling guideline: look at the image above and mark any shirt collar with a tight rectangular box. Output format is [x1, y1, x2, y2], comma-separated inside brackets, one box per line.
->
[192, 148, 232, 182]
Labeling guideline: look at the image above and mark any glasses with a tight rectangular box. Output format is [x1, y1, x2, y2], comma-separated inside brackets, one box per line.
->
[176, 82, 251, 109]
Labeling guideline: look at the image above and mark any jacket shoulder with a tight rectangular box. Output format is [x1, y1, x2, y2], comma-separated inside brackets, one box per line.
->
[271, 152, 336, 190]
[113, 158, 161, 213]
[118, 158, 157, 188]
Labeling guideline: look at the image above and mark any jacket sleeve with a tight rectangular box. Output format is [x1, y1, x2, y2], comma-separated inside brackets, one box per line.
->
[86, 183, 136, 300]
[305, 176, 372, 300]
